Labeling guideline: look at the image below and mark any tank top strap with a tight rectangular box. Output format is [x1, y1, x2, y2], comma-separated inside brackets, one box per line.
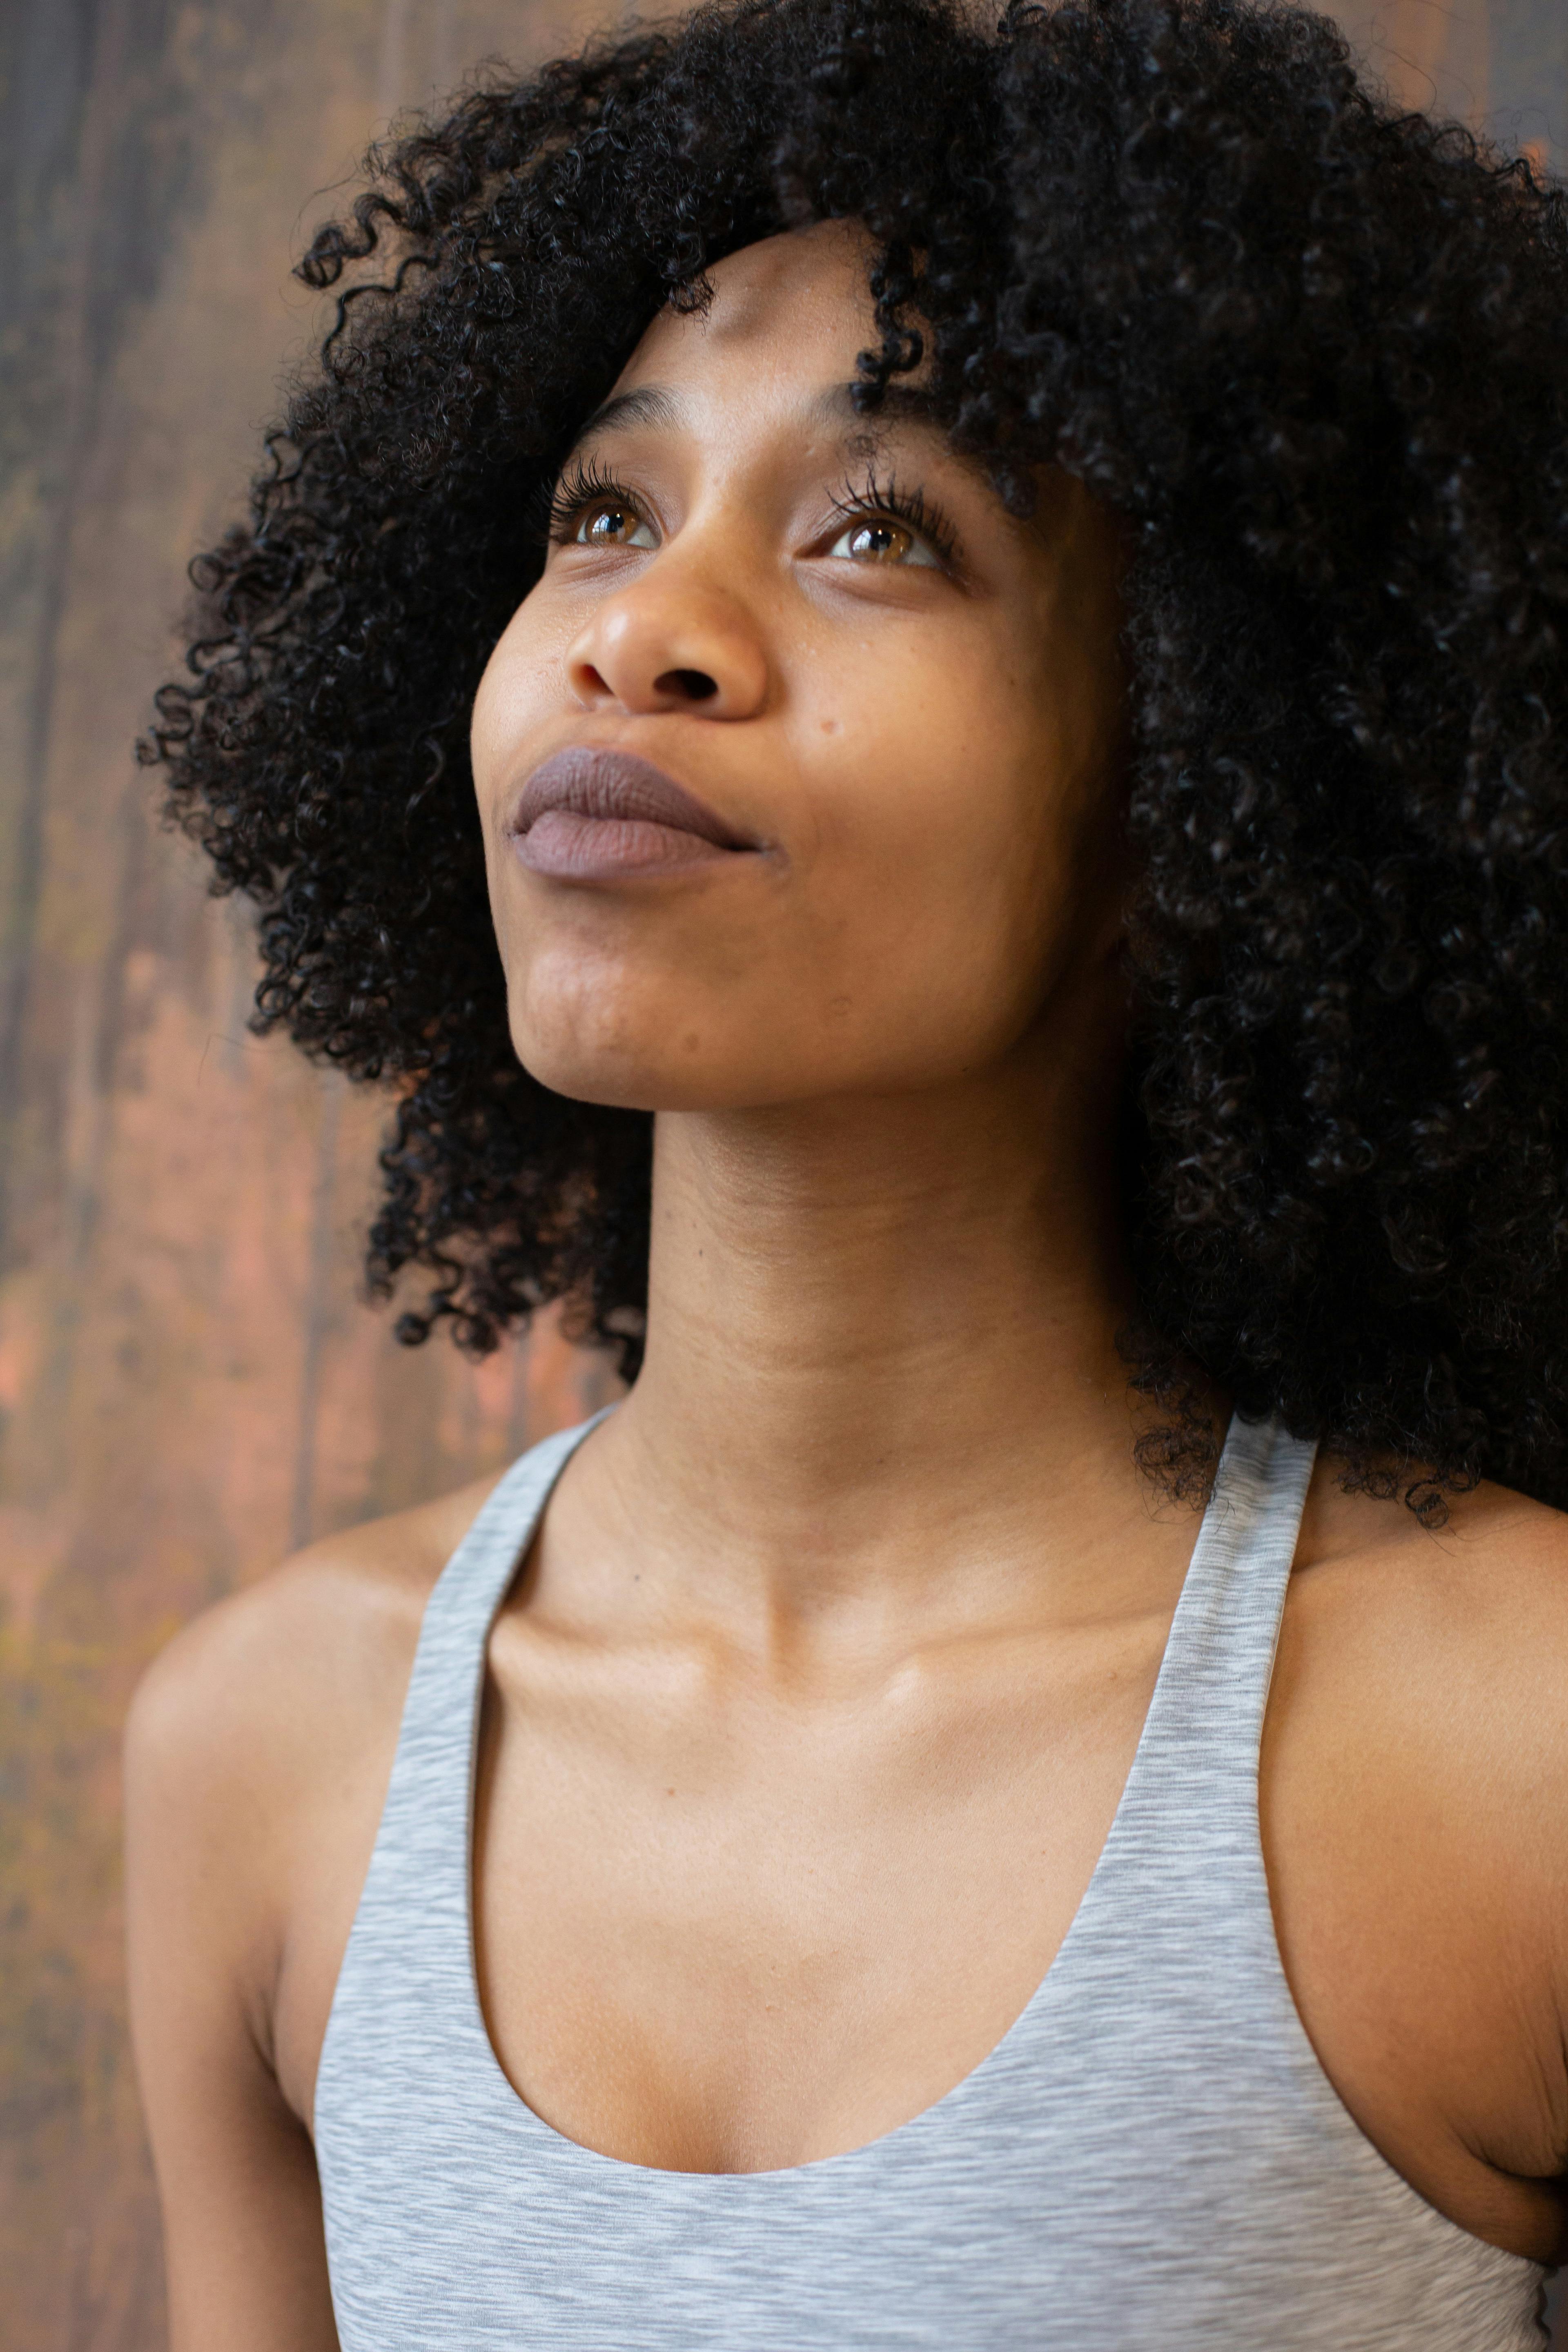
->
[345, 1409, 612, 1948]
[1110, 1410, 1319, 1856]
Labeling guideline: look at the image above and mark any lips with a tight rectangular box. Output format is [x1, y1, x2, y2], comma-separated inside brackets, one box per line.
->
[508, 747, 758, 881]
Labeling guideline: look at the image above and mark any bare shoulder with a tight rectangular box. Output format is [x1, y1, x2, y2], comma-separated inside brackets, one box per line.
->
[1279, 1457, 1568, 1835]
[127, 1468, 504, 1791]
[1290, 1455, 1568, 1708]
[125, 1470, 506, 2039]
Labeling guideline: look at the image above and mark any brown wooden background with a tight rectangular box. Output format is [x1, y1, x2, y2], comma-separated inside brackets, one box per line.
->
[0, 2, 1561, 2344]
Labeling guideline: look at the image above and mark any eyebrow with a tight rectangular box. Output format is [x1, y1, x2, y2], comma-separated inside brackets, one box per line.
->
[567, 377, 947, 458]
[572, 384, 682, 443]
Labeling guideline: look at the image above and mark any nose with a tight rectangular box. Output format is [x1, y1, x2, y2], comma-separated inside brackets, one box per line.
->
[565, 570, 769, 720]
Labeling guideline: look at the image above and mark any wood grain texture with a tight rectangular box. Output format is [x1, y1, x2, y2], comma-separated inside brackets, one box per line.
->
[0, 2, 1559, 2344]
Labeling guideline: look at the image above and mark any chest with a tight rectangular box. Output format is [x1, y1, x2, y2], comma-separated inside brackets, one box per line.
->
[281, 1559, 1564, 2262]
[470, 1613, 1163, 2174]
[309, 1578, 1552, 2352]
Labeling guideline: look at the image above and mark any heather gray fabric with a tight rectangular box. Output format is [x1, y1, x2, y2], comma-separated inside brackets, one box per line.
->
[316, 1410, 1551, 2348]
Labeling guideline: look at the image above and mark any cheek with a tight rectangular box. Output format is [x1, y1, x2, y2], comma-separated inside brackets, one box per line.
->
[802, 823, 1060, 1081]
[470, 595, 563, 805]
[472, 603, 567, 952]
[797, 651, 1072, 1043]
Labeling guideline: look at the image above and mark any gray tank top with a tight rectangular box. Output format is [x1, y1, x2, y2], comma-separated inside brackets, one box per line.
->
[315, 1409, 1551, 2347]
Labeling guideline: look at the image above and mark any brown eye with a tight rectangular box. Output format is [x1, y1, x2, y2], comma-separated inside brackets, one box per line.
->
[574, 500, 657, 549]
[828, 516, 939, 568]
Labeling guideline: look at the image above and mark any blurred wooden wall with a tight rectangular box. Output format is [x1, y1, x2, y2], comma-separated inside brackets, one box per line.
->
[0, 1, 1560, 2345]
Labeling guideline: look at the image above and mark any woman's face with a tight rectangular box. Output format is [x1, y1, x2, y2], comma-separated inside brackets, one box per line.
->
[471, 219, 1129, 1113]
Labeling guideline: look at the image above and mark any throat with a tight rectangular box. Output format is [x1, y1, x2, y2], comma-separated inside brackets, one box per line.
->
[589, 1080, 1158, 1632]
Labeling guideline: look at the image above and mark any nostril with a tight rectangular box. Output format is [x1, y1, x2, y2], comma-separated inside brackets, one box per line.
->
[656, 668, 719, 702]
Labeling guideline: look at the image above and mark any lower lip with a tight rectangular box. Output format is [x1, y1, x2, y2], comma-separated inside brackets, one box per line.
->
[512, 808, 751, 881]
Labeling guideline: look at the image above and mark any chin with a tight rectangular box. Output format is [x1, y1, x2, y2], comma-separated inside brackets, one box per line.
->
[517, 1061, 709, 1113]
[509, 1018, 748, 1114]
[507, 955, 808, 1113]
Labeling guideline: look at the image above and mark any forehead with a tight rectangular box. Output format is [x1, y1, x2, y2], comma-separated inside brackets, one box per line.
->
[573, 220, 947, 472]
[620, 220, 881, 391]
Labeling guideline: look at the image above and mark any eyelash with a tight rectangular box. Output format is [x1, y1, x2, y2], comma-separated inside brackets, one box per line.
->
[539, 456, 960, 570]
[540, 454, 635, 546]
[826, 468, 960, 570]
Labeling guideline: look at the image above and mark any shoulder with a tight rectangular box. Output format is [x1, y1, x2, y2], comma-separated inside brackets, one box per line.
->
[127, 1469, 504, 1793]
[1273, 1457, 1568, 2027]
[124, 1466, 506, 2021]
[1287, 1459, 1568, 1716]
[1279, 1459, 1568, 1808]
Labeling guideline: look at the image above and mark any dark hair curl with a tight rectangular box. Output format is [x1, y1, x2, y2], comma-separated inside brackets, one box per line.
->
[142, 0, 1568, 1515]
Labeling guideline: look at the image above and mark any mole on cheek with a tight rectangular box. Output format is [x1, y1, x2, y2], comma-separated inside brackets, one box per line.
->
[820, 717, 841, 734]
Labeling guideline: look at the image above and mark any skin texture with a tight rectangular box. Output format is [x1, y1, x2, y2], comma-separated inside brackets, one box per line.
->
[126, 224, 1568, 2350]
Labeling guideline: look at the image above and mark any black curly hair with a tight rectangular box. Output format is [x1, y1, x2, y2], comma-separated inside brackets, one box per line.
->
[142, 0, 1568, 1515]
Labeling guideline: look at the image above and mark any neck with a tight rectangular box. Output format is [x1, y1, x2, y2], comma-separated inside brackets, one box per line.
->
[598, 1012, 1192, 1629]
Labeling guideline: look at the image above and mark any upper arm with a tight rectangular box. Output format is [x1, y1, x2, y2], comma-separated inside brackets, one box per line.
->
[125, 1600, 341, 2352]
[1267, 1470, 1568, 2239]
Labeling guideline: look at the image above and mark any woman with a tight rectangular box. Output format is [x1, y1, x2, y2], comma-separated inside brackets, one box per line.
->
[126, 0, 1568, 2343]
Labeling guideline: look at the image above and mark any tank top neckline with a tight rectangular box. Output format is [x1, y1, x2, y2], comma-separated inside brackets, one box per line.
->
[448, 1404, 1313, 2184]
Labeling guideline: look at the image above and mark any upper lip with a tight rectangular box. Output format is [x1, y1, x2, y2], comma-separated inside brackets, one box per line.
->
[508, 747, 756, 849]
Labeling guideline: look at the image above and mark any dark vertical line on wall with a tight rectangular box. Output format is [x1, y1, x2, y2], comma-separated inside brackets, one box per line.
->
[20, 786, 152, 1470]
[68, 784, 146, 1275]
[0, 0, 137, 1270]
[0, 607, 51, 1246]
[290, 1071, 342, 1552]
